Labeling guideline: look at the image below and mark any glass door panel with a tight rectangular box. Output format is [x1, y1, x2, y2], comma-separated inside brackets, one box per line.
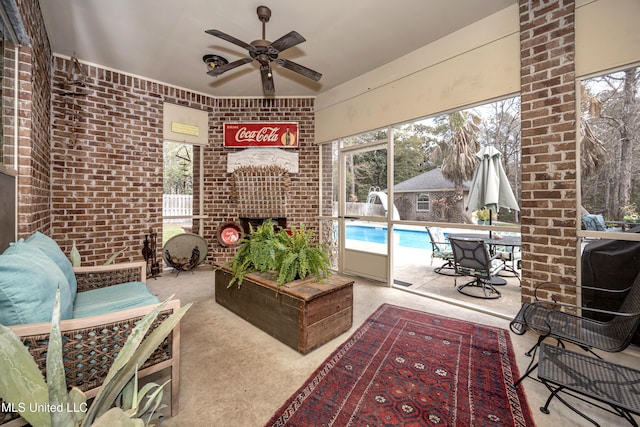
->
[341, 145, 389, 281]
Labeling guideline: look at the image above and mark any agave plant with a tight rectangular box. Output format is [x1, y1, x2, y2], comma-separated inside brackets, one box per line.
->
[0, 291, 191, 427]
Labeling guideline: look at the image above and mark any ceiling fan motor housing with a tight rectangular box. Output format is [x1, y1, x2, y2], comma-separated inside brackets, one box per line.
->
[250, 39, 278, 65]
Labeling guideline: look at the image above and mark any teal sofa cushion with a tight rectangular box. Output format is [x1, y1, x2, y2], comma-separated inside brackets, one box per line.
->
[581, 214, 606, 231]
[0, 251, 74, 326]
[72, 281, 159, 318]
[5, 232, 79, 300]
[581, 214, 621, 232]
[24, 232, 78, 300]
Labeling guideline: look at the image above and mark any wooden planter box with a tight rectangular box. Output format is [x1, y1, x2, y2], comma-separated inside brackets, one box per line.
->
[214, 264, 353, 354]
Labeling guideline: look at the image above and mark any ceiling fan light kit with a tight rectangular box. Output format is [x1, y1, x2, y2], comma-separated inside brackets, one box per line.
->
[204, 5, 321, 96]
[202, 54, 229, 72]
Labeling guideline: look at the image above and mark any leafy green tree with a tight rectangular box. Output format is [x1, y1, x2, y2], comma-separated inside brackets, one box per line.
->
[350, 149, 388, 202]
[393, 128, 428, 184]
[163, 142, 193, 194]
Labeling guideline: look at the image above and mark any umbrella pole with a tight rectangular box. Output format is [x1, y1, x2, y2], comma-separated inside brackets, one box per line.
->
[489, 208, 492, 238]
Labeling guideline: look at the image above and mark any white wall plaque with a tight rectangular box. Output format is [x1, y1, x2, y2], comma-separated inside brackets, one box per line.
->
[163, 102, 208, 145]
[227, 148, 299, 173]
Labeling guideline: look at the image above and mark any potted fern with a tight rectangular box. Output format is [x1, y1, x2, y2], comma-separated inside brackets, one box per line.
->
[215, 220, 351, 354]
[226, 219, 331, 289]
[276, 224, 331, 287]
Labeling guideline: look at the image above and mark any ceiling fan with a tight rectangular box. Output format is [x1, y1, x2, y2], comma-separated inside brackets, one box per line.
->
[204, 5, 322, 95]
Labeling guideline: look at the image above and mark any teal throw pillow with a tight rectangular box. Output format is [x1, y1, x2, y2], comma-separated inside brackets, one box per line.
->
[0, 250, 73, 326]
[24, 231, 78, 300]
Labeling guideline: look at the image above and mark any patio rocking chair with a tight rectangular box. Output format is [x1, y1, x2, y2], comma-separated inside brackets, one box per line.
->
[425, 226, 457, 276]
[510, 270, 640, 387]
[449, 237, 506, 299]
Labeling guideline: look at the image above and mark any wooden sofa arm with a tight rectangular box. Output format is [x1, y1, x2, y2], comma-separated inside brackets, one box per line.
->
[74, 261, 147, 291]
[1, 299, 182, 426]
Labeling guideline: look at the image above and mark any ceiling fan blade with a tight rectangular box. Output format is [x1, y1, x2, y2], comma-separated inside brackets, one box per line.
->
[205, 29, 255, 53]
[207, 57, 253, 76]
[270, 31, 306, 53]
[260, 65, 275, 95]
[275, 58, 322, 82]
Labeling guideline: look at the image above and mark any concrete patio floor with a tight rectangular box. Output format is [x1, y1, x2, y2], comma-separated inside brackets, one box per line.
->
[392, 245, 522, 320]
[146, 266, 640, 426]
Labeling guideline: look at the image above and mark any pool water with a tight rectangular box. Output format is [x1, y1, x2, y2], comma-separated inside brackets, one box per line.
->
[345, 225, 431, 250]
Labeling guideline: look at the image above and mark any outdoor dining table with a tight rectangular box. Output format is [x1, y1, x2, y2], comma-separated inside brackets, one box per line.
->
[446, 233, 522, 284]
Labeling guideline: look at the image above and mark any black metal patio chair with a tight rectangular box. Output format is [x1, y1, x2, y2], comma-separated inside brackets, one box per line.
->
[449, 237, 506, 299]
[510, 271, 640, 387]
[425, 226, 457, 276]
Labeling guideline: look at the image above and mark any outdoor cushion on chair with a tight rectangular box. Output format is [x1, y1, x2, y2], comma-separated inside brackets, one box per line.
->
[23, 231, 79, 298]
[72, 281, 159, 318]
[0, 250, 74, 325]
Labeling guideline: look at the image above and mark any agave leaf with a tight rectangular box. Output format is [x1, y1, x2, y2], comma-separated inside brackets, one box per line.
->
[118, 372, 137, 412]
[83, 297, 169, 425]
[47, 289, 78, 427]
[90, 407, 145, 427]
[70, 242, 81, 267]
[104, 249, 125, 266]
[137, 380, 169, 420]
[68, 387, 88, 424]
[105, 296, 178, 386]
[0, 325, 50, 427]
[83, 301, 191, 424]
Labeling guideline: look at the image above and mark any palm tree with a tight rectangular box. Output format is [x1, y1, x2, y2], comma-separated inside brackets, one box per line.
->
[436, 111, 481, 222]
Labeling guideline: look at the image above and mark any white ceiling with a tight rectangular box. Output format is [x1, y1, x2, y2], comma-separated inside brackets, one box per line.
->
[39, 0, 515, 98]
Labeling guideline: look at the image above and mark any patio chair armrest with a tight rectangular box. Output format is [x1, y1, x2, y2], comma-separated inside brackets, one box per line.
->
[74, 261, 147, 292]
[534, 281, 632, 301]
[529, 299, 640, 318]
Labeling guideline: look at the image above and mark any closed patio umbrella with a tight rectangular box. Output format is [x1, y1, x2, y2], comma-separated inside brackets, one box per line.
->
[466, 146, 519, 227]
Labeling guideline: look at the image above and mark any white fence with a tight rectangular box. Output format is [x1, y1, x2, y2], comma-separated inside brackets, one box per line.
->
[163, 194, 192, 220]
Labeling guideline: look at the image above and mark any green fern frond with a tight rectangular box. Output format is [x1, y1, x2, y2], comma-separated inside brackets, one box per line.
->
[229, 219, 331, 289]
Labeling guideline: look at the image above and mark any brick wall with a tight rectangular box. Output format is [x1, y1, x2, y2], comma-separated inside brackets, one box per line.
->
[519, 0, 578, 304]
[15, 0, 52, 235]
[50, 57, 317, 266]
[203, 98, 317, 265]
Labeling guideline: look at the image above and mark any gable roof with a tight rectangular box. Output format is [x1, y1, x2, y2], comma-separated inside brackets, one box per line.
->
[394, 168, 471, 193]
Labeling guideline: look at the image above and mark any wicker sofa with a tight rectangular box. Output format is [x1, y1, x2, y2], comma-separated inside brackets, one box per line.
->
[0, 233, 182, 426]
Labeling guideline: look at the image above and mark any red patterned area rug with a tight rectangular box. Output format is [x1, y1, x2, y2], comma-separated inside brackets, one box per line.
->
[266, 304, 535, 427]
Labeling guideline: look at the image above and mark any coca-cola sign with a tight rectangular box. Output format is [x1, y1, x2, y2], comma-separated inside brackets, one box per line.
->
[224, 122, 299, 148]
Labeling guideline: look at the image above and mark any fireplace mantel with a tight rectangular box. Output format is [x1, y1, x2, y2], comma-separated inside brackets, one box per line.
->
[227, 148, 298, 173]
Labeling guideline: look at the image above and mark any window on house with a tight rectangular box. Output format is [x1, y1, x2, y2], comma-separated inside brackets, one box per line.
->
[416, 193, 430, 211]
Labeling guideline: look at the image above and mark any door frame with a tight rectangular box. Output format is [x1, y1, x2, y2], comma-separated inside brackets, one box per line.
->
[338, 140, 391, 282]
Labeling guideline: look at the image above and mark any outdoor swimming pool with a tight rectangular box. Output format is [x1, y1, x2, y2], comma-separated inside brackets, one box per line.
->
[345, 225, 431, 250]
